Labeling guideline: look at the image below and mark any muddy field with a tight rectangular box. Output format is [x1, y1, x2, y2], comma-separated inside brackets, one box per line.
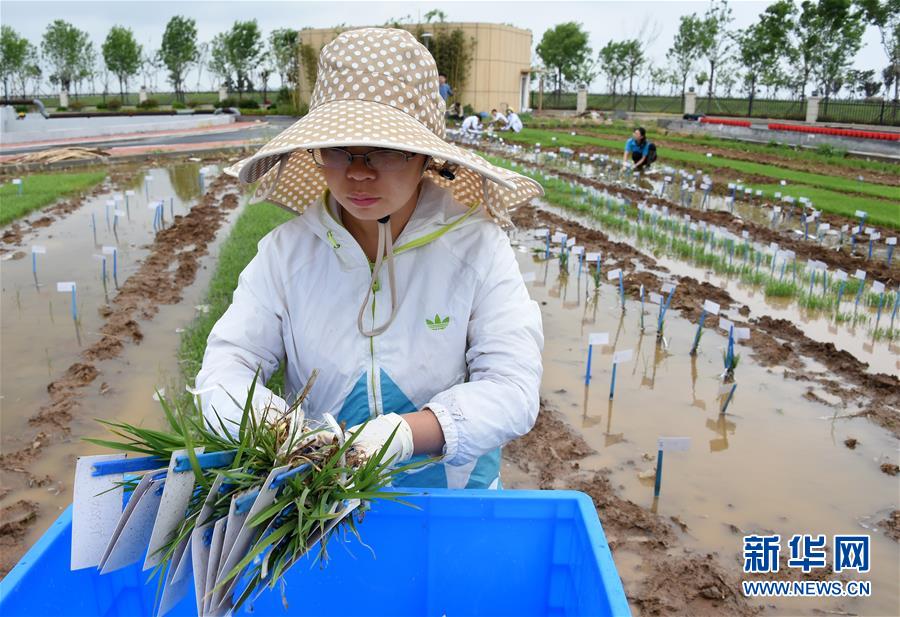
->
[1, 146, 897, 616]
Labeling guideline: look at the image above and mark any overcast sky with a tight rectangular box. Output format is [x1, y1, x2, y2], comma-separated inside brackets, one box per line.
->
[1, 0, 889, 95]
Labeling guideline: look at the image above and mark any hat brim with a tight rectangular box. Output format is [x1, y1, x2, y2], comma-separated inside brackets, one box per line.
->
[225, 99, 542, 224]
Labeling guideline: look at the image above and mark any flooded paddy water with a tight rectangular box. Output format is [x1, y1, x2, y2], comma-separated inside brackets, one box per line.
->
[0, 160, 246, 574]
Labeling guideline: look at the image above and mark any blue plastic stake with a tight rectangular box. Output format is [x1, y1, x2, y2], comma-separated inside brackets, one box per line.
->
[112, 249, 117, 280]
[888, 245, 895, 266]
[584, 345, 594, 386]
[653, 449, 664, 497]
[721, 383, 737, 414]
[32, 251, 37, 275]
[544, 233, 550, 259]
[609, 363, 617, 400]
[690, 310, 707, 356]
[639, 285, 645, 331]
[725, 326, 735, 370]
[868, 238, 874, 260]
[100, 256, 106, 281]
[891, 292, 899, 330]
[618, 271, 625, 311]
[836, 280, 846, 310]
[70, 288, 77, 321]
[170, 197, 174, 220]
[822, 270, 828, 295]
[874, 292, 886, 331]
[105, 204, 111, 230]
[855, 280, 865, 307]
[809, 270, 815, 297]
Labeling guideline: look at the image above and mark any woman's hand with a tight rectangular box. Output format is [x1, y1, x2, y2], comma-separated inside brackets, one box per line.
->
[346, 409, 445, 463]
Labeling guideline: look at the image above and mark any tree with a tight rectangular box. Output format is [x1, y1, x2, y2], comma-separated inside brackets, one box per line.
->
[160, 16, 198, 103]
[269, 28, 299, 89]
[194, 41, 209, 92]
[1, 25, 32, 98]
[695, 0, 733, 100]
[809, 0, 864, 103]
[846, 69, 882, 98]
[41, 19, 89, 94]
[598, 41, 628, 99]
[209, 20, 263, 99]
[102, 26, 141, 102]
[667, 14, 703, 99]
[857, 0, 900, 102]
[536, 22, 592, 100]
[621, 39, 645, 95]
[736, 0, 796, 103]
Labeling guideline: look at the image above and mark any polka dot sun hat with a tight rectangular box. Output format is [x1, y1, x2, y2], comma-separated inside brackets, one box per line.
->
[225, 27, 543, 225]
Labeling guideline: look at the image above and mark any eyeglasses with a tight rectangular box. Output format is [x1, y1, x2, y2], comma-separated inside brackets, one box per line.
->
[308, 147, 418, 171]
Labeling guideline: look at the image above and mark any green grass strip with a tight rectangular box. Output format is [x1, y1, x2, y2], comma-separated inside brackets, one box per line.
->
[178, 200, 295, 398]
[505, 129, 898, 201]
[521, 116, 900, 176]
[0, 171, 108, 226]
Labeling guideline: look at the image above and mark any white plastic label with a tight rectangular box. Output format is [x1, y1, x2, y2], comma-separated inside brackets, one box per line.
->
[658, 437, 691, 452]
[734, 327, 751, 340]
[703, 300, 720, 315]
[720, 318, 734, 333]
[649, 292, 662, 305]
[872, 281, 885, 294]
[887, 237, 897, 246]
[566, 237, 576, 248]
[125, 190, 135, 196]
[607, 268, 622, 281]
[612, 349, 633, 364]
[661, 282, 676, 294]
[551, 232, 566, 243]
[834, 269, 848, 282]
[532, 228, 549, 238]
[855, 210, 866, 218]
[114, 209, 126, 216]
[854, 269, 867, 281]
[31, 245, 46, 254]
[57, 282, 76, 292]
[572, 246, 585, 255]
[102, 246, 117, 255]
[585, 252, 600, 261]
[106, 200, 115, 207]
[870, 232, 881, 241]
[589, 332, 609, 346]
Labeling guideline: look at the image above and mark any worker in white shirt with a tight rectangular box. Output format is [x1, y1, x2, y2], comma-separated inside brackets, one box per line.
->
[502, 109, 523, 133]
[488, 108, 507, 130]
[460, 113, 484, 143]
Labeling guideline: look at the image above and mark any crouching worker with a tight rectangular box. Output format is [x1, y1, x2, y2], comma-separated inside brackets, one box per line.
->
[194, 27, 545, 490]
[622, 126, 657, 171]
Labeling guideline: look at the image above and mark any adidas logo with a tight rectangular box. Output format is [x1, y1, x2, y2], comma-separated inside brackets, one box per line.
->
[426, 314, 450, 331]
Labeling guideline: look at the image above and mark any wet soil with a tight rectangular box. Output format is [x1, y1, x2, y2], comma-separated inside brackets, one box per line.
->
[510, 204, 900, 439]
[0, 173, 241, 576]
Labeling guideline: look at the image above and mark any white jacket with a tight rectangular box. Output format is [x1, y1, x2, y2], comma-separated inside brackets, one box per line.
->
[194, 178, 544, 489]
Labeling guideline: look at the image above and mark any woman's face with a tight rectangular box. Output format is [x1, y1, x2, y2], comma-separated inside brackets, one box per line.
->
[320, 147, 428, 222]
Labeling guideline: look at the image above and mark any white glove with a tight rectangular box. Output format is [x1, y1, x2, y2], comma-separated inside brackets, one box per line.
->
[346, 413, 414, 464]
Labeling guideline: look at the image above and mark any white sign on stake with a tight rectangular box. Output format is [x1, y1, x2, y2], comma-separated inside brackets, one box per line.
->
[589, 332, 609, 346]
[612, 349, 634, 364]
[734, 327, 751, 340]
[106, 200, 115, 207]
[870, 232, 881, 241]
[125, 190, 135, 197]
[566, 237, 576, 248]
[532, 228, 549, 238]
[11, 178, 22, 185]
[31, 245, 46, 254]
[661, 282, 676, 294]
[572, 246, 585, 255]
[658, 437, 691, 452]
[649, 292, 663, 305]
[720, 318, 734, 333]
[585, 252, 601, 261]
[819, 223, 831, 231]
[607, 268, 622, 281]
[57, 282, 76, 292]
[703, 300, 720, 315]
[855, 210, 866, 218]
[741, 231, 749, 239]
[887, 237, 897, 246]
[872, 281, 886, 294]
[102, 246, 117, 255]
[551, 232, 566, 243]
[854, 269, 867, 281]
[834, 269, 848, 282]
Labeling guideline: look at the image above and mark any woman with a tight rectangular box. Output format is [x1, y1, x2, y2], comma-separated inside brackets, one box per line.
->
[195, 28, 544, 490]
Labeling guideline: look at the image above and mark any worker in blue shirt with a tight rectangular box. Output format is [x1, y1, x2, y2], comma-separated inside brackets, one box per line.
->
[439, 73, 453, 102]
[622, 126, 656, 171]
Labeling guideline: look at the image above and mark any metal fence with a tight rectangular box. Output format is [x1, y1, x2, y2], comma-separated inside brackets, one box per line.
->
[818, 98, 900, 127]
[530, 91, 900, 127]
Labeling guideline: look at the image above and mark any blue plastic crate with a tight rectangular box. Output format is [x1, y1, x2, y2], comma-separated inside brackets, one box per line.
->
[0, 489, 629, 616]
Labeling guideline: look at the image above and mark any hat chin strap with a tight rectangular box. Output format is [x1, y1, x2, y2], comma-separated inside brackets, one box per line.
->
[256, 153, 291, 202]
[357, 214, 398, 337]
